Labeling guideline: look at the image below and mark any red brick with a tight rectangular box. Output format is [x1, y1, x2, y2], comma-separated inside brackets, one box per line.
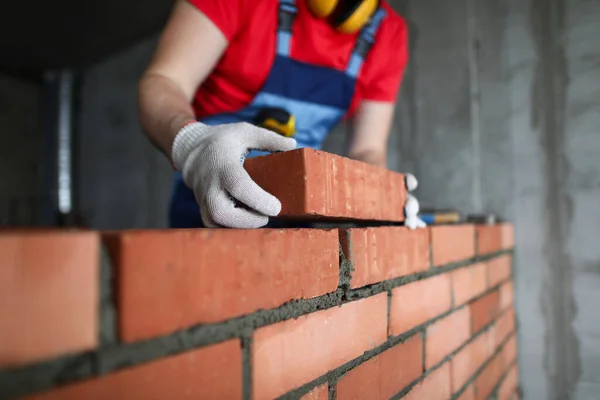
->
[452, 263, 487, 306]
[500, 281, 514, 310]
[104, 229, 339, 343]
[476, 223, 514, 254]
[336, 334, 423, 400]
[426, 308, 471, 369]
[389, 274, 452, 336]
[340, 227, 430, 288]
[244, 148, 407, 221]
[498, 365, 519, 400]
[457, 385, 476, 400]
[489, 308, 516, 349]
[0, 231, 98, 367]
[451, 332, 492, 391]
[23, 340, 242, 400]
[430, 225, 475, 267]
[300, 384, 328, 400]
[470, 291, 500, 333]
[475, 355, 503, 400]
[252, 293, 387, 400]
[488, 255, 512, 287]
[502, 335, 517, 368]
[403, 362, 452, 400]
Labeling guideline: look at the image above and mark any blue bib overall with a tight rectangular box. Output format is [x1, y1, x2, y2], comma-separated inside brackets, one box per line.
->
[169, 0, 387, 228]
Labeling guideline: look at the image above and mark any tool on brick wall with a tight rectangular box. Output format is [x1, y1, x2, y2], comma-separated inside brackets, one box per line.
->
[254, 107, 296, 138]
[418, 208, 462, 225]
[416, 209, 500, 226]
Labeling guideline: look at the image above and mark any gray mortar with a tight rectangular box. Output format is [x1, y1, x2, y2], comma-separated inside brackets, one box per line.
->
[328, 382, 336, 400]
[95, 333, 187, 375]
[337, 231, 354, 293]
[241, 335, 252, 400]
[99, 244, 116, 347]
[387, 291, 393, 338]
[0, 248, 514, 399]
[0, 353, 94, 399]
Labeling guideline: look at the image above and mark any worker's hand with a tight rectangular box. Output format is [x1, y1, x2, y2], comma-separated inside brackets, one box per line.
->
[172, 121, 297, 228]
[404, 173, 427, 230]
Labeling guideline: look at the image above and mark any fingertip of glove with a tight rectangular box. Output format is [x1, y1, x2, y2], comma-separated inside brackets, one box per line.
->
[261, 192, 283, 217]
[266, 200, 283, 217]
[277, 136, 297, 152]
[405, 173, 418, 191]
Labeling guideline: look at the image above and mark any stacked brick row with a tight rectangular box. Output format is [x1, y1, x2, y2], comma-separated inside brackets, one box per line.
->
[0, 149, 520, 399]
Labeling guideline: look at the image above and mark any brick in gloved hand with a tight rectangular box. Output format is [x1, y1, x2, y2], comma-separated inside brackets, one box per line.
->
[171, 121, 297, 229]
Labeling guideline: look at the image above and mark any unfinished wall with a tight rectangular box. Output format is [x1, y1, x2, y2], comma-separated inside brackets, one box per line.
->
[0, 149, 518, 400]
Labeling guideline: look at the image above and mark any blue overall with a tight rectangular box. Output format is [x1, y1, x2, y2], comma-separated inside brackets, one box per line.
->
[169, 0, 387, 228]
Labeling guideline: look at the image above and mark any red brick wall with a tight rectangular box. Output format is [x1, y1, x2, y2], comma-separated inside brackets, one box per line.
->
[0, 149, 520, 400]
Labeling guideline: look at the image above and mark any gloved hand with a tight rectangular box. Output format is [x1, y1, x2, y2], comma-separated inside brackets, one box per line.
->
[171, 121, 297, 228]
[404, 173, 427, 230]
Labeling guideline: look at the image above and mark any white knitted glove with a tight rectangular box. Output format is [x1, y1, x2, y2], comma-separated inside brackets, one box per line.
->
[404, 173, 427, 230]
[171, 121, 297, 228]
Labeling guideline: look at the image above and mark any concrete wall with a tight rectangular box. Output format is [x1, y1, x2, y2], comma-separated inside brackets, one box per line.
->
[0, 0, 599, 398]
[0, 73, 43, 225]
[560, 0, 600, 398]
[380, 0, 600, 399]
[77, 38, 172, 229]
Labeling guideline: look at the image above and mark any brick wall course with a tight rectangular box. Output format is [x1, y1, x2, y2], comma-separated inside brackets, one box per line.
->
[0, 157, 518, 400]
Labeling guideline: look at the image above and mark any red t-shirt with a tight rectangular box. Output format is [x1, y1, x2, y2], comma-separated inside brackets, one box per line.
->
[188, 0, 409, 120]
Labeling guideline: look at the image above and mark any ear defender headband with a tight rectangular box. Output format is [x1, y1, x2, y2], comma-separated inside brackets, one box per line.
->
[307, 0, 379, 34]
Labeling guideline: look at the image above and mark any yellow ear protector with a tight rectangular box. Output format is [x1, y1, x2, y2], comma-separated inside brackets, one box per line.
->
[307, 0, 379, 34]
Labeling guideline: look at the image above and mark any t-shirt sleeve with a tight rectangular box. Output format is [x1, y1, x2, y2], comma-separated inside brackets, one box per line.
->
[186, 0, 247, 41]
[358, 13, 409, 102]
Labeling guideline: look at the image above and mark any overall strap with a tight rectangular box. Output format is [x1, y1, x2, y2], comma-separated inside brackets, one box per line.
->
[276, 0, 297, 56]
[346, 7, 387, 78]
